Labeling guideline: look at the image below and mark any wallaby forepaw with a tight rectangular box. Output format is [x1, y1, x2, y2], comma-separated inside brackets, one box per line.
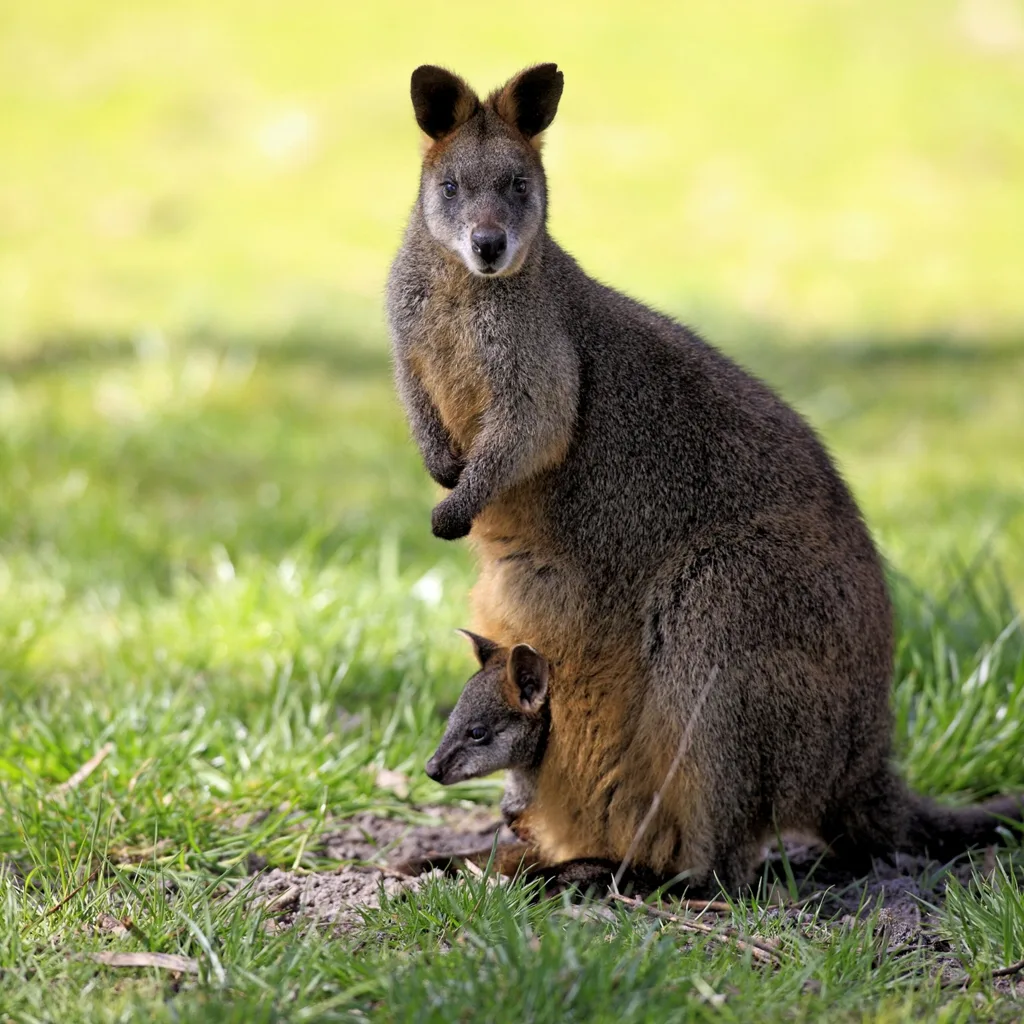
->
[502, 810, 535, 843]
[426, 453, 464, 490]
[431, 496, 473, 540]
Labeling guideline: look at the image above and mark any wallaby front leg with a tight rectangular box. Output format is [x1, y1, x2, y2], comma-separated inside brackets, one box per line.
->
[394, 359, 464, 489]
[430, 433, 524, 540]
[429, 326, 579, 540]
[431, 393, 576, 540]
[500, 769, 536, 829]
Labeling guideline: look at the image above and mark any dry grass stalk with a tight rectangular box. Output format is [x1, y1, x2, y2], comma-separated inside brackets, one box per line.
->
[613, 667, 719, 890]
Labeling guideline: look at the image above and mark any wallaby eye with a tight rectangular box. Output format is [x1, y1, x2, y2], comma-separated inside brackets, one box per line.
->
[512, 177, 528, 195]
[441, 181, 458, 199]
[467, 725, 491, 744]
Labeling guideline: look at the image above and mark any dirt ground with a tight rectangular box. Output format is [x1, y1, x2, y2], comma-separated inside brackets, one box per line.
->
[250, 804, 516, 933]
[245, 803, 1022, 994]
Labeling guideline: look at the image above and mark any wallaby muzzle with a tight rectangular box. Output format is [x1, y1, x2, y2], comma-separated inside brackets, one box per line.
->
[424, 741, 468, 785]
[470, 225, 507, 271]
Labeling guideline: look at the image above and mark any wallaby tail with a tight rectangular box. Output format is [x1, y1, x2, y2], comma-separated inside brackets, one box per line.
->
[902, 793, 1024, 860]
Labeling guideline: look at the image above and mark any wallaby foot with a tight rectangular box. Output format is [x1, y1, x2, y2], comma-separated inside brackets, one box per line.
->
[525, 858, 625, 899]
[431, 492, 474, 540]
[391, 839, 541, 879]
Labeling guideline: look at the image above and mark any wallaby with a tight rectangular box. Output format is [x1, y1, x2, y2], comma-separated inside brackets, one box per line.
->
[388, 63, 1024, 894]
[425, 630, 550, 831]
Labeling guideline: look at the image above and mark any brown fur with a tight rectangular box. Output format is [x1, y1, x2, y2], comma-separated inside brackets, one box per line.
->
[388, 64, 1024, 895]
[403, 267, 492, 452]
[488, 65, 562, 151]
[489, 79, 524, 133]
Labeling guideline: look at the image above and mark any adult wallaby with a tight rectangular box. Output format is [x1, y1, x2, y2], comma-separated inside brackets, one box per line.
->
[387, 63, 1023, 893]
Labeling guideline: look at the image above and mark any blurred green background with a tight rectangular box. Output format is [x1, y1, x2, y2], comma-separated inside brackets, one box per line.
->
[1, 0, 1023, 627]
[4, 0, 1024, 337]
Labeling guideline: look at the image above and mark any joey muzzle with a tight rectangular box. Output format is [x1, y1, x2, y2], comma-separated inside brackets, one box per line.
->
[424, 743, 467, 785]
[424, 751, 445, 782]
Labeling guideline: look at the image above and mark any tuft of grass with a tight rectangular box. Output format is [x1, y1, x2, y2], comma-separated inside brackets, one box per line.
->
[941, 859, 1024, 976]
[892, 566, 1024, 798]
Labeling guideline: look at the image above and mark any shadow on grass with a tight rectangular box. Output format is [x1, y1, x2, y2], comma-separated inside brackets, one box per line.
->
[1, 320, 1021, 596]
[3, 320, 1024, 387]
[0, 327, 392, 382]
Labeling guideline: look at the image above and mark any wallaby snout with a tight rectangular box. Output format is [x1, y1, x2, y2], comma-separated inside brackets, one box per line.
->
[423, 743, 471, 786]
[470, 225, 507, 270]
[423, 752, 445, 783]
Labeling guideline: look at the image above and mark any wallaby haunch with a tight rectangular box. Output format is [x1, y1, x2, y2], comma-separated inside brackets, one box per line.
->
[388, 63, 1024, 893]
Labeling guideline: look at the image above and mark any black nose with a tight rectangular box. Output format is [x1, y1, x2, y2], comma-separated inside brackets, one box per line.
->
[425, 756, 443, 782]
[471, 227, 507, 265]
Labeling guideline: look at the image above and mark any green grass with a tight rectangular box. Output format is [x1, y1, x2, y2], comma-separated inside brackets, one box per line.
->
[2, 345, 1023, 1023]
[3, 0, 1024, 1020]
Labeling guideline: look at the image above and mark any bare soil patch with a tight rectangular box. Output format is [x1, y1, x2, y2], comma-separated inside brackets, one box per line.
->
[248, 804, 516, 932]
[243, 803, 1022, 993]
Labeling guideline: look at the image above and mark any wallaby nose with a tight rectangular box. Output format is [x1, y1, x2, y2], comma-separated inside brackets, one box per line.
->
[424, 755, 443, 782]
[470, 227, 507, 265]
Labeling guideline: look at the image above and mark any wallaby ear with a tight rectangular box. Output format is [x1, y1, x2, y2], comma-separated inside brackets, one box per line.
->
[410, 65, 480, 141]
[491, 63, 564, 141]
[455, 628, 500, 667]
[507, 644, 549, 714]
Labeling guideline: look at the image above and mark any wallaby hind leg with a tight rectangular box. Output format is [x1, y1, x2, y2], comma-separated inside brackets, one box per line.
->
[684, 835, 765, 899]
[526, 858, 619, 898]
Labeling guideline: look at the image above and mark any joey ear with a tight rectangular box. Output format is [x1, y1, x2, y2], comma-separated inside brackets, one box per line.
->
[410, 65, 480, 140]
[508, 643, 549, 714]
[455, 628, 500, 666]
[491, 63, 564, 140]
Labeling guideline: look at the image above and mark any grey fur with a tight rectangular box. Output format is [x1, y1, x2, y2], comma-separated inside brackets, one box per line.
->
[426, 640, 549, 828]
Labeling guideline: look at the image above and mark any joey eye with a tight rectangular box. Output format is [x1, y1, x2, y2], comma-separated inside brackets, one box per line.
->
[512, 178, 528, 195]
[441, 181, 458, 199]
[467, 725, 491, 744]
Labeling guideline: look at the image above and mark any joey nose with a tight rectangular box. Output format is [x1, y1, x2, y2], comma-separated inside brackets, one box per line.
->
[470, 227, 507, 264]
[424, 755, 443, 783]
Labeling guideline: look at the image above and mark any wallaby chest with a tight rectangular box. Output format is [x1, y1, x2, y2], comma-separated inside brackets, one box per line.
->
[403, 272, 492, 453]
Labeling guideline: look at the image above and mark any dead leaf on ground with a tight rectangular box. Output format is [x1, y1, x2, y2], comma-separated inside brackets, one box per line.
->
[374, 769, 410, 799]
[88, 951, 199, 974]
[94, 914, 130, 937]
[108, 839, 175, 864]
